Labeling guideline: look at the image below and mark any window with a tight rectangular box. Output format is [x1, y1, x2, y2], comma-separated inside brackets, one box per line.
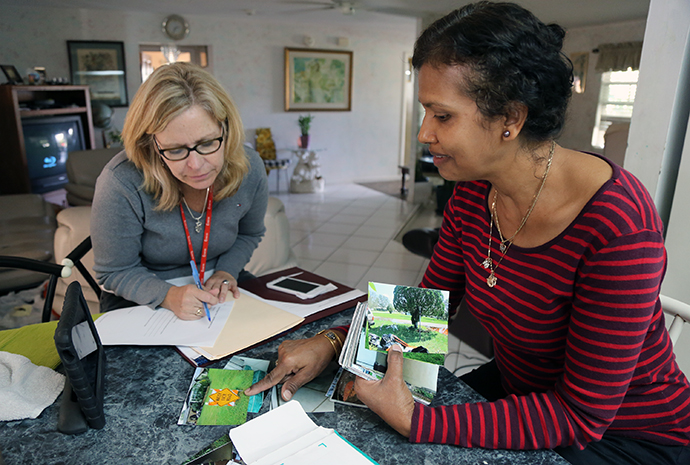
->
[591, 68, 639, 148]
[139, 45, 208, 82]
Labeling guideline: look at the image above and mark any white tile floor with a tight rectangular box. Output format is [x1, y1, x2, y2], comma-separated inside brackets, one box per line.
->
[272, 183, 490, 377]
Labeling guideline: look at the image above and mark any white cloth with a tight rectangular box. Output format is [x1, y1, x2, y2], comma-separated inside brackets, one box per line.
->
[0, 351, 65, 421]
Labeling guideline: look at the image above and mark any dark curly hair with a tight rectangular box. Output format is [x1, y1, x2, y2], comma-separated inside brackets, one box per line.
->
[412, 1, 573, 144]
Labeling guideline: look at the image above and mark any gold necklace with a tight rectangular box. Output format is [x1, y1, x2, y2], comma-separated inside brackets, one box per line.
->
[482, 141, 555, 288]
[182, 187, 210, 233]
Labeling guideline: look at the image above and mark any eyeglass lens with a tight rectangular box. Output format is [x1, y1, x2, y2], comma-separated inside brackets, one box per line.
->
[163, 138, 222, 160]
[156, 128, 224, 161]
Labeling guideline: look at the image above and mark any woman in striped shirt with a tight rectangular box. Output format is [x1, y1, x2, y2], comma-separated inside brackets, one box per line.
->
[246, 2, 690, 463]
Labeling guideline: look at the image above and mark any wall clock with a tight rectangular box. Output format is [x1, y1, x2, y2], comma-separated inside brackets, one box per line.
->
[162, 14, 189, 41]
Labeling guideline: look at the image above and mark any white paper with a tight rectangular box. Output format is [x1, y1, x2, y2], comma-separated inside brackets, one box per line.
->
[230, 401, 377, 465]
[230, 401, 315, 463]
[72, 321, 98, 359]
[178, 288, 305, 361]
[241, 288, 364, 319]
[94, 300, 233, 346]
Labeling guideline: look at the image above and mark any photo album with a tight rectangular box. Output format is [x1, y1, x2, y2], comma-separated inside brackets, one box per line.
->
[338, 282, 450, 405]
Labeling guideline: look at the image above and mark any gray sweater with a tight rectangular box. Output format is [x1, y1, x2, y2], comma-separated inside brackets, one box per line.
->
[91, 148, 268, 308]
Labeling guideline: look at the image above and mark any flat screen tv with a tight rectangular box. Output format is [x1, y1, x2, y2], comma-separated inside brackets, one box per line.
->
[22, 115, 86, 193]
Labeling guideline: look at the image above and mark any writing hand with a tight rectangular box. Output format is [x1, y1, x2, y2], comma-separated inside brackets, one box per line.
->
[162, 284, 219, 320]
[355, 344, 415, 437]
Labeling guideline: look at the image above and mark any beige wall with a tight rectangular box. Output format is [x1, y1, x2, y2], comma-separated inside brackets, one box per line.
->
[559, 19, 647, 154]
[0, 5, 418, 185]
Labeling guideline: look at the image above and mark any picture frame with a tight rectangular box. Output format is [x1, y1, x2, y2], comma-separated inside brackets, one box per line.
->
[67, 40, 128, 106]
[1, 64, 23, 84]
[570, 51, 589, 94]
[285, 47, 353, 111]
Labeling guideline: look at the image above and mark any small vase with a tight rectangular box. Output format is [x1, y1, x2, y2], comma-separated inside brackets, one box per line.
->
[299, 134, 310, 149]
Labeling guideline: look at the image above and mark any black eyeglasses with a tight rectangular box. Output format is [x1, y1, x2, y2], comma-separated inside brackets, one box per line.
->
[153, 127, 225, 161]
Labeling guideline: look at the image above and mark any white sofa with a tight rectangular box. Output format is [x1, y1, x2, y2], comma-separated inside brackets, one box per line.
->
[603, 122, 630, 167]
[52, 197, 297, 315]
[64, 148, 121, 206]
[0, 194, 57, 294]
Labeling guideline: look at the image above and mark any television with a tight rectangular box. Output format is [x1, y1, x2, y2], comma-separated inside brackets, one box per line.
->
[22, 115, 86, 193]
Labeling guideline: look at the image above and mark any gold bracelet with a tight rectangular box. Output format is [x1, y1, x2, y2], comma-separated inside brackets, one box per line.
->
[317, 329, 343, 358]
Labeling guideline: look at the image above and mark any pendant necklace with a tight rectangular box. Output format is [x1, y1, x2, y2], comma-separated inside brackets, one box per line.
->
[182, 187, 210, 234]
[483, 141, 555, 288]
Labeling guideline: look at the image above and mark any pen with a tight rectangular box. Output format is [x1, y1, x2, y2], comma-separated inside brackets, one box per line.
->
[190, 260, 211, 322]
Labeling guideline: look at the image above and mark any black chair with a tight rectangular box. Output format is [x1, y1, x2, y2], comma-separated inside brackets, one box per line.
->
[0, 237, 101, 322]
[402, 227, 440, 259]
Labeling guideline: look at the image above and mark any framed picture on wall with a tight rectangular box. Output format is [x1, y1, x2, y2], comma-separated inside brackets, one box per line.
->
[1, 64, 23, 84]
[67, 40, 128, 106]
[570, 51, 589, 94]
[284, 47, 353, 111]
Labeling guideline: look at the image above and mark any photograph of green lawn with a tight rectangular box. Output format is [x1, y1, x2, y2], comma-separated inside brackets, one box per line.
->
[178, 368, 254, 426]
[366, 282, 449, 365]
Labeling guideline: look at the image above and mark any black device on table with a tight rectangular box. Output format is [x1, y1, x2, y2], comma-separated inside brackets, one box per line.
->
[268, 276, 321, 294]
[54, 281, 106, 434]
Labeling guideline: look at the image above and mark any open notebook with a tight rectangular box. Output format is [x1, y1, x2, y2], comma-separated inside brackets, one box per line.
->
[229, 400, 378, 465]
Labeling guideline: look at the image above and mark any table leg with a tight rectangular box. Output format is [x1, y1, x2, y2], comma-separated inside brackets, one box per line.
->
[399, 165, 410, 195]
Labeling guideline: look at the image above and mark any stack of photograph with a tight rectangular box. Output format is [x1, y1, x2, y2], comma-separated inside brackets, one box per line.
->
[338, 283, 450, 405]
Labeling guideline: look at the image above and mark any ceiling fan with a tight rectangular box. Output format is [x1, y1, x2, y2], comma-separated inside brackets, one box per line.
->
[280, 1, 429, 18]
[282, 1, 361, 15]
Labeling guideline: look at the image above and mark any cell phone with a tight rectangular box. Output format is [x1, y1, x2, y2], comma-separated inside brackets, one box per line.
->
[270, 277, 320, 293]
[266, 275, 331, 299]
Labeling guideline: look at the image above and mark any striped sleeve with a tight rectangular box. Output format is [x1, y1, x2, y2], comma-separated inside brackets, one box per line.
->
[409, 167, 690, 449]
[412, 229, 672, 450]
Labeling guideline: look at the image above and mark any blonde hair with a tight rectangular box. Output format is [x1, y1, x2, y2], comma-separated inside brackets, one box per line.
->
[122, 62, 248, 210]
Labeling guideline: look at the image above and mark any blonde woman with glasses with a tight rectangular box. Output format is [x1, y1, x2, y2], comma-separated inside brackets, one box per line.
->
[91, 62, 268, 319]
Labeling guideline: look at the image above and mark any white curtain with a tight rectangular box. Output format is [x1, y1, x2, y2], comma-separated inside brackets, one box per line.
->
[595, 41, 643, 71]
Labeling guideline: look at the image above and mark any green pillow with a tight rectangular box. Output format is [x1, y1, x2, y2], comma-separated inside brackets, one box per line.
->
[0, 314, 103, 369]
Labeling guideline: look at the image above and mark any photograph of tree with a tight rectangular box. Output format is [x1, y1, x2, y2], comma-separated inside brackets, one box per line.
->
[366, 282, 449, 365]
[338, 302, 440, 404]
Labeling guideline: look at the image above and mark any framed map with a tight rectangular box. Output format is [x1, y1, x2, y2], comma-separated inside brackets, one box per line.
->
[285, 48, 353, 111]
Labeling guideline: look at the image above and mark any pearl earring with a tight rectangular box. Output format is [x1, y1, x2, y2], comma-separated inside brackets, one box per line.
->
[503, 130, 510, 138]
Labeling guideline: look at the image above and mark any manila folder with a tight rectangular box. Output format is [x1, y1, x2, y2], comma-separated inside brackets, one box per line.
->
[196, 290, 304, 360]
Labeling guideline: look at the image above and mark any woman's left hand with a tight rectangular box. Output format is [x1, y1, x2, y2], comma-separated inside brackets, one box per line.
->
[205, 271, 239, 302]
[355, 344, 415, 438]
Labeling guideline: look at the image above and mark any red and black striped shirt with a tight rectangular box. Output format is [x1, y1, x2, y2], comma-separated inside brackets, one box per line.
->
[414, 157, 690, 449]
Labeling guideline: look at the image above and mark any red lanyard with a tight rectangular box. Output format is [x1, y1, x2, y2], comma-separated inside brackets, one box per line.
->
[180, 187, 213, 283]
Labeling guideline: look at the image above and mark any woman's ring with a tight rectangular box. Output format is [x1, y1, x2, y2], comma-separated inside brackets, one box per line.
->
[222, 280, 229, 286]
[195, 308, 202, 316]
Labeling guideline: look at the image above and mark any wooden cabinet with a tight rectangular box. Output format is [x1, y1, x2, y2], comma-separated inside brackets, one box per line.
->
[0, 85, 95, 194]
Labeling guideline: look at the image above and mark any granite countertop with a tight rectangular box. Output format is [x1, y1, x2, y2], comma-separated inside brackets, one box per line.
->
[0, 309, 568, 465]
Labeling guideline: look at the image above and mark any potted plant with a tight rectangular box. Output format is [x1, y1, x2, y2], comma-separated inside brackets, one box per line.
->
[297, 114, 314, 149]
